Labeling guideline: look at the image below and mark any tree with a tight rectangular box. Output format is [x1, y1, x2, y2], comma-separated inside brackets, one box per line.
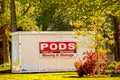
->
[0, 0, 40, 64]
[0, 0, 11, 64]
[57, 0, 120, 75]
[19, 0, 120, 62]
[113, 16, 120, 61]
[15, 0, 39, 31]
[35, 0, 74, 31]
[10, 0, 17, 32]
[63, 0, 120, 62]
[1, 0, 120, 65]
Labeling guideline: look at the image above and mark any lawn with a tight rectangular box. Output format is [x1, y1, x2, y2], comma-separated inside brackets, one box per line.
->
[0, 64, 120, 80]
[0, 72, 120, 80]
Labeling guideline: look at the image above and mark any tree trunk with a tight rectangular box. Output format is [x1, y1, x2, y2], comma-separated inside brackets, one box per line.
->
[10, 0, 17, 32]
[113, 16, 120, 61]
[0, 0, 10, 64]
[2, 33, 10, 63]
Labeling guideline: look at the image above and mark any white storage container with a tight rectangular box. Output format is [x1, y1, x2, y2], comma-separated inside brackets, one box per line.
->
[12, 31, 92, 73]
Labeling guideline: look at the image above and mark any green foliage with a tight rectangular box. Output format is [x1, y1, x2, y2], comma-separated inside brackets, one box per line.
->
[0, 0, 11, 26]
[104, 61, 117, 74]
[0, 64, 10, 72]
[54, 0, 118, 56]
[105, 61, 120, 76]
[35, 0, 74, 31]
[0, 0, 40, 31]
[15, 0, 39, 31]
[1, 0, 120, 32]
[1, 0, 120, 63]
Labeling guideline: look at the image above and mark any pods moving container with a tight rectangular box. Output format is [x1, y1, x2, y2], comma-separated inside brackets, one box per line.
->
[12, 31, 92, 73]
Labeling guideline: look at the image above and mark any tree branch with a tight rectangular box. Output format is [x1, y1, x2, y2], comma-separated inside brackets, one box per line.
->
[22, 4, 32, 16]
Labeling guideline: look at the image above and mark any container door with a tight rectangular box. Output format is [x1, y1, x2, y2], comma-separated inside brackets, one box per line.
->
[20, 35, 39, 73]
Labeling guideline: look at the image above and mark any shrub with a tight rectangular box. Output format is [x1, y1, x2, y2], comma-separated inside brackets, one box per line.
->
[74, 60, 87, 77]
[115, 63, 120, 71]
[105, 61, 120, 77]
[104, 61, 117, 74]
[114, 62, 120, 76]
[74, 50, 109, 77]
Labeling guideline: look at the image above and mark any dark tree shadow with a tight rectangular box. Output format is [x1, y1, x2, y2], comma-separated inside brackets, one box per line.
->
[0, 69, 11, 73]
[63, 75, 80, 78]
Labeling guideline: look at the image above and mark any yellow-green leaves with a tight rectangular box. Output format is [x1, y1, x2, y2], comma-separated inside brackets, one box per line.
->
[73, 20, 85, 28]
[108, 40, 115, 45]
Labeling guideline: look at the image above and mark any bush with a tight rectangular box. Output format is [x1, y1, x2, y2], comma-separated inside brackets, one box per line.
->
[115, 63, 120, 71]
[105, 61, 120, 77]
[74, 50, 110, 77]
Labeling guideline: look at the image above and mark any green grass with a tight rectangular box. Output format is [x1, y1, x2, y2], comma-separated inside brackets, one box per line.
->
[0, 72, 120, 80]
[0, 64, 120, 80]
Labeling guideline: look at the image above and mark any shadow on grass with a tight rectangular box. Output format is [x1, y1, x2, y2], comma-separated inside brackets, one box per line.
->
[0, 69, 11, 73]
[0, 63, 11, 74]
[63, 75, 79, 78]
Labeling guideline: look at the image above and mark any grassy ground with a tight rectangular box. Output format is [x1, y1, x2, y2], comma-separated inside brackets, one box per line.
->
[0, 64, 120, 80]
[1, 72, 120, 80]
